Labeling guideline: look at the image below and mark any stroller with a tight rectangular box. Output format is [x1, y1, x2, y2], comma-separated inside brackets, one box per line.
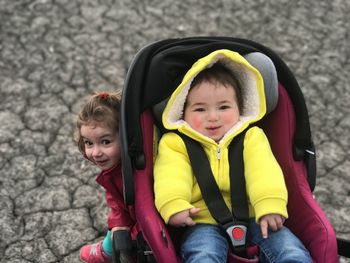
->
[115, 37, 350, 262]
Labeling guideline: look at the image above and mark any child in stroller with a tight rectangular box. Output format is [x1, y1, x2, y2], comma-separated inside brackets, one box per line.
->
[116, 37, 348, 262]
[153, 49, 312, 262]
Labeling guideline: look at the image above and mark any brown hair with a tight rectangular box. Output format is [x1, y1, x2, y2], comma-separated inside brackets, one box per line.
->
[189, 62, 243, 113]
[74, 90, 122, 154]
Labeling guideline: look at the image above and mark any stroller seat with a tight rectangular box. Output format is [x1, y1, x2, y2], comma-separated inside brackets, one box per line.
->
[118, 37, 343, 263]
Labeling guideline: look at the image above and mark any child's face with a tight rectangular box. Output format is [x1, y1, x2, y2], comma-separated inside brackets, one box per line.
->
[80, 121, 121, 171]
[184, 81, 240, 143]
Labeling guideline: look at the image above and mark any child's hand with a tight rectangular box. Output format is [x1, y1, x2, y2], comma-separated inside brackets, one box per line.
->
[168, 207, 201, 227]
[259, 214, 285, 239]
[111, 226, 130, 233]
[111, 227, 135, 263]
[110, 226, 130, 239]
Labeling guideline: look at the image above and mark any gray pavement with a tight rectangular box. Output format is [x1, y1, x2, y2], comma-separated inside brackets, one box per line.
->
[0, 0, 349, 262]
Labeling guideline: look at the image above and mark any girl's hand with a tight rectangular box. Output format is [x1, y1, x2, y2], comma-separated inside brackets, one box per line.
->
[259, 214, 285, 239]
[110, 226, 130, 239]
[168, 207, 201, 227]
[111, 227, 135, 263]
[111, 226, 130, 232]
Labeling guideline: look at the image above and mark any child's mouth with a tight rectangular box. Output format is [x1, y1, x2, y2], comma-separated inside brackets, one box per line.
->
[95, 160, 108, 166]
[207, 126, 220, 131]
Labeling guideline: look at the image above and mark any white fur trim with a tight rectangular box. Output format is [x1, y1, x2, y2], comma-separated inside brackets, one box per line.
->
[163, 50, 264, 142]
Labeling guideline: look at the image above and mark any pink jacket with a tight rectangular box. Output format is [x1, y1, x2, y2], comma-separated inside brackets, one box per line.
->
[96, 163, 139, 239]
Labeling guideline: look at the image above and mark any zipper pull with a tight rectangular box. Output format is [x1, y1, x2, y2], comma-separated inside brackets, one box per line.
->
[217, 147, 221, 160]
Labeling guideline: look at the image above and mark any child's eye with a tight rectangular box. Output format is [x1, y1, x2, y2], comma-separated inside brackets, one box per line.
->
[219, 105, 231, 110]
[194, 107, 205, 112]
[84, 140, 93, 147]
[101, 139, 111, 145]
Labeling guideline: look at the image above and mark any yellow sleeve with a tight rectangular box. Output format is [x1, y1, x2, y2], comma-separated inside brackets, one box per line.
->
[154, 132, 194, 223]
[243, 127, 288, 222]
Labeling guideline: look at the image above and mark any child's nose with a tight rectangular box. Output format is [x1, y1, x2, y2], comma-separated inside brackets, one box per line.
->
[208, 110, 218, 121]
[92, 146, 103, 157]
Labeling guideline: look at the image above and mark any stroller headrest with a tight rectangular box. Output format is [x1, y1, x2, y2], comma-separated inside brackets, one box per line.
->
[152, 52, 278, 127]
[244, 52, 278, 115]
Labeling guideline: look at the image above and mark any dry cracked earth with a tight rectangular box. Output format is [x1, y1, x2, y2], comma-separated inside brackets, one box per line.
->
[0, 0, 349, 262]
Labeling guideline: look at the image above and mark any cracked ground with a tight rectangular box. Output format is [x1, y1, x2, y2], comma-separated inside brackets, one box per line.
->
[0, 0, 349, 262]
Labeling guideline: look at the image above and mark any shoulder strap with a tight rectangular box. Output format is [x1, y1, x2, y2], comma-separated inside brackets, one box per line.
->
[181, 135, 234, 226]
[180, 130, 249, 227]
[228, 131, 249, 222]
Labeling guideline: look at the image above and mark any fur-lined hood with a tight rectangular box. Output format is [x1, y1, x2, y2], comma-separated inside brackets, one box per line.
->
[162, 49, 266, 145]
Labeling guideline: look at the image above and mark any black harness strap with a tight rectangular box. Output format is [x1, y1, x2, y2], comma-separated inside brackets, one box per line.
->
[228, 131, 249, 223]
[180, 130, 249, 255]
[181, 135, 234, 226]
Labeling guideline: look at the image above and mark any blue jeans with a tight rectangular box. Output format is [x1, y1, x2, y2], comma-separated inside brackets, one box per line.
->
[248, 220, 312, 262]
[181, 221, 312, 263]
[181, 224, 229, 263]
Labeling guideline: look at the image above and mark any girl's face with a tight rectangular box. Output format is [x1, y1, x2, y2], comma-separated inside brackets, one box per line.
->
[184, 81, 240, 143]
[80, 121, 121, 171]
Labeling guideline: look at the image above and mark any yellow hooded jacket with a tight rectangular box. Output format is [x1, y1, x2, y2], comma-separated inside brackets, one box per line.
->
[154, 49, 288, 225]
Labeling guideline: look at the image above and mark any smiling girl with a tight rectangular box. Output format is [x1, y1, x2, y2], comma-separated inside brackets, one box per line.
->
[75, 91, 137, 263]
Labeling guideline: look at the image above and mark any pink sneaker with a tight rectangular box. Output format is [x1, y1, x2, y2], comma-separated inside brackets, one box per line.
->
[80, 240, 111, 263]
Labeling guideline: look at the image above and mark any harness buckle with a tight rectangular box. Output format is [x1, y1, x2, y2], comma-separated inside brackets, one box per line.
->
[226, 224, 247, 247]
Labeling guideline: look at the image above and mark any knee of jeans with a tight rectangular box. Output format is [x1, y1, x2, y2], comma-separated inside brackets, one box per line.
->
[182, 250, 228, 263]
[260, 245, 312, 263]
[285, 246, 312, 262]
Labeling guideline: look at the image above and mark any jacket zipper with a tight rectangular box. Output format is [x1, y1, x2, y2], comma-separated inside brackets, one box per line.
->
[217, 147, 221, 160]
